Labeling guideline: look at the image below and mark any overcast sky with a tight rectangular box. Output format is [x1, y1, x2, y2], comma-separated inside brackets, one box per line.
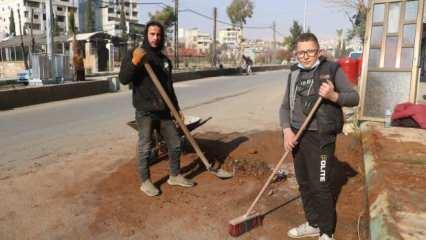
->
[138, 0, 354, 41]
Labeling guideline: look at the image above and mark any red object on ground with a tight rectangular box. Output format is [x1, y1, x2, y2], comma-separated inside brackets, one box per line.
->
[337, 58, 359, 85]
[392, 102, 426, 129]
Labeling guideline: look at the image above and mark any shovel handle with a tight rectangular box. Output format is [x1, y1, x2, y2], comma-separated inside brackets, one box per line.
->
[143, 63, 213, 170]
[244, 96, 323, 217]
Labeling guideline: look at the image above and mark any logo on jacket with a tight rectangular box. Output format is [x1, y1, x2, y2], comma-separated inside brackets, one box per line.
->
[320, 154, 327, 182]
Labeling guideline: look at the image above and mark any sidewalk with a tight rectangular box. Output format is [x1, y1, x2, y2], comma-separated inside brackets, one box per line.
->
[360, 122, 426, 240]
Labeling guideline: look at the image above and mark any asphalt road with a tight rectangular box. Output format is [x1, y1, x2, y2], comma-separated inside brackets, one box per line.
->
[0, 70, 289, 176]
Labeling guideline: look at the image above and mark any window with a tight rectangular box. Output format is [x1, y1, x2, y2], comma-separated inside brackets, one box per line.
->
[56, 15, 65, 22]
[26, 1, 40, 8]
[108, 8, 113, 13]
[57, 7, 63, 11]
[24, 11, 28, 17]
[32, 23, 40, 30]
[34, 14, 38, 19]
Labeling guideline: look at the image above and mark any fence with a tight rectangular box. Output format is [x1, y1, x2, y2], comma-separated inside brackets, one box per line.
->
[31, 54, 73, 82]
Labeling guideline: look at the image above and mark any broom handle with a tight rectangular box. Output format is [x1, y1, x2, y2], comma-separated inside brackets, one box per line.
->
[144, 63, 213, 170]
[244, 96, 323, 217]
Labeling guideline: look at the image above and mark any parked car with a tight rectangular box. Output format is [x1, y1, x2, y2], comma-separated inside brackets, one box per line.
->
[348, 51, 362, 59]
[17, 69, 32, 85]
[289, 57, 298, 65]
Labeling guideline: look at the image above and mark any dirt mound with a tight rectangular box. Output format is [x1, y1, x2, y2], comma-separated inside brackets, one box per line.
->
[85, 131, 367, 239]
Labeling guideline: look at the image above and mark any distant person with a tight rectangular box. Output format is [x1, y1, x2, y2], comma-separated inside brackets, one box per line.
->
[119, 21, 194, 197]
[279, 33, 359, 240]
[72, 46, 85, 81]
[242, 54, 253, 74]
[246, 56, 253, 74]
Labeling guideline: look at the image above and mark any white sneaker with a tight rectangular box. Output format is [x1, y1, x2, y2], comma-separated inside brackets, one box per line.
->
[319, 233, 335, 240]
[140, 180, 160, 197]
[287, 222, 320, 238]
[167, 174, 194, 187]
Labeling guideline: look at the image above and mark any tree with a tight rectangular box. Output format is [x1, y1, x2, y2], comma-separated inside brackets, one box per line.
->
[226, 0, 254, 29]
[335, 29, 344, 58]
[226, 0, 254, 65]
[321, 0, 367, 43]
[84, 0, 95, 32]
[68, 7, 76, 35]
[284, 20, 303, 50]
[149, 6, 176, 33]
[9, 8, 16, 36]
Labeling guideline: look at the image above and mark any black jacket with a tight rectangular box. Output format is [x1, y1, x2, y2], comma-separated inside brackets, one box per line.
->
[119, 48, 180, 112]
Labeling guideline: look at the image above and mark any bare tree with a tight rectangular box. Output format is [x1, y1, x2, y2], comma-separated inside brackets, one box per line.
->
[321, 0, 368, 44]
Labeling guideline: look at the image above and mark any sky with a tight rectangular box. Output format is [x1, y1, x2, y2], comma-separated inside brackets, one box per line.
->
[138, 0, 354, 42]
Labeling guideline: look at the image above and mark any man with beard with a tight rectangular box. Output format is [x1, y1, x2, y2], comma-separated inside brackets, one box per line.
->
[119, 21, 194, 197]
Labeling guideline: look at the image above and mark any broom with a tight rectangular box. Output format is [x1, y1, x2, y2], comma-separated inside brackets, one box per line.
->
[228, 93, 325, 237]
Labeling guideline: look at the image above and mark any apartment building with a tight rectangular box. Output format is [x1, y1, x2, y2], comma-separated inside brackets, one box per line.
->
[0, 0, 78, 37]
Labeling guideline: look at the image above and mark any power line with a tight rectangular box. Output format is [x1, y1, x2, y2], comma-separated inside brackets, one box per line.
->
[99, 1, 272, 30]
[179, 8, 271, 29]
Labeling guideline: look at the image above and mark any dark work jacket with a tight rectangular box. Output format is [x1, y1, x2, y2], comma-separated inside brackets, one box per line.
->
[288, 60, 344, 134]
[119, 48, 180, 112]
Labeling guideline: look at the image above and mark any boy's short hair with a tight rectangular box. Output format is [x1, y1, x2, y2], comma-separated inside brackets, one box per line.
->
[296, 33, 320, 48]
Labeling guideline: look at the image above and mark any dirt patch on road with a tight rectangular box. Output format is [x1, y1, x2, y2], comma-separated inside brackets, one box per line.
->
[0, 131, 368, 239]
[87, 131, 367, 239]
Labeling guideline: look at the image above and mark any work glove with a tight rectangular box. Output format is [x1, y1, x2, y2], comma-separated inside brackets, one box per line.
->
[132, 47, 146, 66]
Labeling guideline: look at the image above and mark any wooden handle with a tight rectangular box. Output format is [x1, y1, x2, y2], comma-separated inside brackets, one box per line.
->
[244, 96, 323, 217]
[143, 63, 213, 170]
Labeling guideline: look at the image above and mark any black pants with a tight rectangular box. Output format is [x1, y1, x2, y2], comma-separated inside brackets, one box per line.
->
[292, 130, 337, 236]
[135, 110, 181, 182]
[75, 70, 85, 81]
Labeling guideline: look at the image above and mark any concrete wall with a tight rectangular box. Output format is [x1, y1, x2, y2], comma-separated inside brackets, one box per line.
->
[173, 65, 289, 82]
[0, 80, 110, 110]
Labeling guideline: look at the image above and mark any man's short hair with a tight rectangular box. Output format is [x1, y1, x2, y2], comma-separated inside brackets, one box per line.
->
[296, 33, 319, 48]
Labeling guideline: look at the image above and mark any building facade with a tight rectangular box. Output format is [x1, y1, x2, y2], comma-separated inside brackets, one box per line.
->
[97, 0, 139, 36]
[218, 27, 242, 49]
[0, 0, 79, 38]
[180, 28, 212, 54]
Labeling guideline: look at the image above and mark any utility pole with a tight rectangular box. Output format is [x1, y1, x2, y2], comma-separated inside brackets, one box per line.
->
[46, 0, 55, 81]
[212, 7, 217, 67]
[174, 0, 179, 68]
[30, 8, 35, 54]
[17, 6, 29, 69]
[272, 21, 276, 50]
[303, 0, 308, 32]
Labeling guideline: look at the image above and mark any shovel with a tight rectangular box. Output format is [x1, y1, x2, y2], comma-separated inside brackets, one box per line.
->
[143, 63, 233, 179]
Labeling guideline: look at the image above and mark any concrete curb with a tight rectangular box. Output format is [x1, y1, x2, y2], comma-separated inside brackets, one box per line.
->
[0, 80, 111, 110]
[360, 122, 397, 240]
[360, 122, 426, 240]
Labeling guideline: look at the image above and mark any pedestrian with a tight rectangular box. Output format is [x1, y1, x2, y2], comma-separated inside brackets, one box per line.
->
[72, 43, 85, 81]
[246, 56, 253, 74]
[119, 21, 194, 197]
[279, 33, 359, 240]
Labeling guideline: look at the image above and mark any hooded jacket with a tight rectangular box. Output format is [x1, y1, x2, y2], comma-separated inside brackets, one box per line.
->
[119, 21, 180, 112]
